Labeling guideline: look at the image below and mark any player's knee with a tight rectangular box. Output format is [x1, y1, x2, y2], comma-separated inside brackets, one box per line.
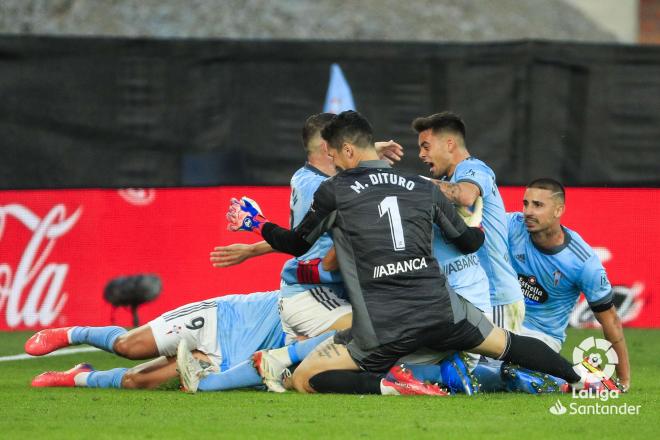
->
[291, 370, 314, 394]
[113, 335, 141, 360]
[120, 371, 144, 389]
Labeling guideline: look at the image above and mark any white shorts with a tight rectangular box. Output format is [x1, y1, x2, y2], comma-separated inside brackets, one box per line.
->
[491, 300, 525, 332]
[279, 287, 352, 338]
[148, 299, 221, 365]
[519, 326, 562, 353]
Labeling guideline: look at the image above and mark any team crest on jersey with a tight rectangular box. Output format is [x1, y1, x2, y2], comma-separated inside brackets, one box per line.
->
[553, 270, 562, 287]
[518, 274, 548, 304]
[515, 254, 526, 263]
[165, 325, 182, 335]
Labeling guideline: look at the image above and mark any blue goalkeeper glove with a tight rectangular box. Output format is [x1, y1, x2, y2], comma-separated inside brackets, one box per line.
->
[226, 197, 268, 233]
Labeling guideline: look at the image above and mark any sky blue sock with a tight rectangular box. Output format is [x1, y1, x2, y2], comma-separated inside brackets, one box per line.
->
[287, 331, 335, 364]
[86, 368, 128, 389]
[70, 326, 126, 353]
[198, 360, 261, 391]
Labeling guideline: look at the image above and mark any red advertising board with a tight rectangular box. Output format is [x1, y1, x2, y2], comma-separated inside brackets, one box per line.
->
[1, 187, 658, 330]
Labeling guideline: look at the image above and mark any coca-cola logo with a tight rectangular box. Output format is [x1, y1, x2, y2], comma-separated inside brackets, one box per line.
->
[0, 204, 82, 328]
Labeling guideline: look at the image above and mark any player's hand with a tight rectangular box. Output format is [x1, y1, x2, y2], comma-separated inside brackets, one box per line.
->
[375, 140, 404, 165]
[226, 196, 268, 233]
[322, 246, 339, 271]
[457, 196, 483, 227]
[210, 243, 254, 267]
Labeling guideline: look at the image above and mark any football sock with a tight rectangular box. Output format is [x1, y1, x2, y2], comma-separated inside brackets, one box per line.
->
[69, 326, 126, 353]
[198, 360, 262, 391]
[269, 332, 336, 367]
[499, 332, 581, 384]
[308, 370, 382, 394]
[83, 368, 128, 388]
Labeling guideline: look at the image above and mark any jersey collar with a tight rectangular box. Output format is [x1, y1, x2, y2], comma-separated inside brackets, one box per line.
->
[304, 162, 331, 178]
[531, 226, 572, 255]
[358, 160, 391, 168]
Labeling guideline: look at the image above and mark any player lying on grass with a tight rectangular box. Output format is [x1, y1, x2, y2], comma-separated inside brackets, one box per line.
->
[26, 291, 331, 391]
[212, 111, 619, 397]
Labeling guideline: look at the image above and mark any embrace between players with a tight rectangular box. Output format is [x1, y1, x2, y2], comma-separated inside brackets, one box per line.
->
[26, 110, 631, 395]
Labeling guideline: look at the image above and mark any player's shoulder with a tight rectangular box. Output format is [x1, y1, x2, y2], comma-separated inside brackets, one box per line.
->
[562, 226, 597, 264]
[292, 164, 329, 184]
[507, 212, 525, 229]
[456, 156, 494, 176]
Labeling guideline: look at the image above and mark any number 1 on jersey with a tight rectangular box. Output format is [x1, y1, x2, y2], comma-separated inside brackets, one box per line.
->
[379, 196, 406, 251]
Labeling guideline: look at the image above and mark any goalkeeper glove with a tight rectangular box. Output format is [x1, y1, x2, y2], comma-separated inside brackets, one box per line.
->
[226, 196, 268, 233]
[457, 196, 483, 228]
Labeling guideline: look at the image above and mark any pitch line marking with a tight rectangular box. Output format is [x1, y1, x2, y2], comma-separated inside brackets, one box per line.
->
[0, 346, 100, 362]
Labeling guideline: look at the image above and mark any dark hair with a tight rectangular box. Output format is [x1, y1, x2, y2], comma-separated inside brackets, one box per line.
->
[302, 113, 335, 153]
[411, 111, 466, 140]
[321, 110, 374, 150]
[527, 178, 566, 203]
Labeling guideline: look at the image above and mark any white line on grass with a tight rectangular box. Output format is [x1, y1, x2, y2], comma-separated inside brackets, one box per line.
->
[0, 346, 100, 362]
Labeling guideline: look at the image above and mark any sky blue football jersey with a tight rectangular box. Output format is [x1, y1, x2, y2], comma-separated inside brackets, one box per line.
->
[449, 157, 523, 306]
[432, 224, 491, 312]
[215, 291, 286, 371]
[507, 212, 613, 343]
[279, 164, 345, 298]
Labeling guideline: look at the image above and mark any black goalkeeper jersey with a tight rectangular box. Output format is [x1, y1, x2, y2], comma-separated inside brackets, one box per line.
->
[265, 160, 483, 350]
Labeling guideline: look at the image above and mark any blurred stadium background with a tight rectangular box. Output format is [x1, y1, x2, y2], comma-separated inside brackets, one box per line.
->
[0, 0, 658, 335]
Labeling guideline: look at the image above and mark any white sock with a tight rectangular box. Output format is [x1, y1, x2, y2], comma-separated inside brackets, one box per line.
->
[73, 372, 90, 387]
[379, 379, 400, 396]
[66, 327, 77, 344]
[267, 347, 292, 367]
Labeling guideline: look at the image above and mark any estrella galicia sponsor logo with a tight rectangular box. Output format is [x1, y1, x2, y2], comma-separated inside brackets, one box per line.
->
[373, 257, 428, 279]
[518, 274, 548, 303]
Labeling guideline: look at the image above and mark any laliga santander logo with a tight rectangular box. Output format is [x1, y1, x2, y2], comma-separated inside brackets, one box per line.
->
[573, 336, 619, 381]
[0, 204, 82, 328]
[549, 400, 567, 415]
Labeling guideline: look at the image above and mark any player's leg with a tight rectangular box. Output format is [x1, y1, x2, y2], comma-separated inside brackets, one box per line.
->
[253, 288, 351, 389]
[288, 335, 361, 393]
[498, 326, 567, 393]
[253, 332, 336, 392]
[25, 325, 128, 356]
[302, 331, 446, 396]
[438, 293, 607, 390]
[32, 353, 211, 390]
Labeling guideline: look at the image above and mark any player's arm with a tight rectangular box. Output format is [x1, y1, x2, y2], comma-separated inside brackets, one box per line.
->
[322, 246, 338, 271]
[210, 241, 274, 268]
[374, 140, 404, 165]
[431, 180, 480, 207]
[431, 185, 484, 254]
[593, 306, 630, 391]
[580, 259, 631, 390]
[262, 181, 337, 257]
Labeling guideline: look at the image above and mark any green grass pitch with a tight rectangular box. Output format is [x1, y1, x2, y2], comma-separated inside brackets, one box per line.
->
[0, 328, 657, 439]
